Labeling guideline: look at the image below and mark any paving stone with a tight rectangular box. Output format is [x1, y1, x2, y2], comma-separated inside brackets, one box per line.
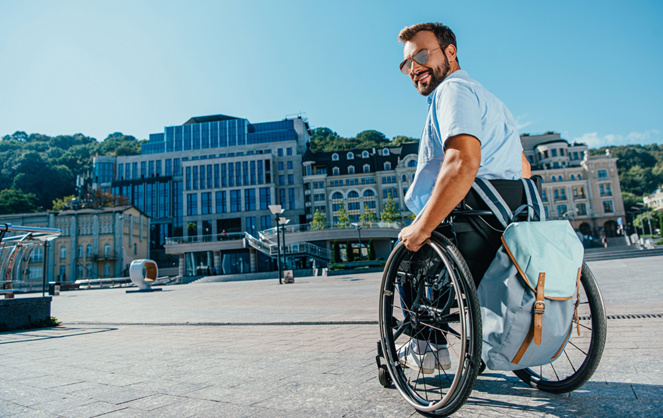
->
[0, 258, 661, 417]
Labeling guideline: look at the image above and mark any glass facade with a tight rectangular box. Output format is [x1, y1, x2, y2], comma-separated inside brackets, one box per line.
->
[142, 118, 298, 155]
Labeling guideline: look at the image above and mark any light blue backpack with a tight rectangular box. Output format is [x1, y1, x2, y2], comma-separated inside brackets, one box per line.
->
[473, 178, 584, 371]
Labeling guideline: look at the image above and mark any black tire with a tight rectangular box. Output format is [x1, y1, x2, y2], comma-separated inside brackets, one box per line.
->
[513, 263, 607, 393]
[378, 232, 482, 416]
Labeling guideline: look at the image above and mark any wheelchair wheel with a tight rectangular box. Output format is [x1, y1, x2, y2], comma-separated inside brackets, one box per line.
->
[379, 232, 482, 416]
[513, 262, 607, 393]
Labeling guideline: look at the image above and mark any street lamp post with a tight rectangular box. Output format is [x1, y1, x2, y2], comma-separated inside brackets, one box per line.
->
[351, 222, 363, 261]
[269, 205, 284, 284]
[279, 218, 290, 270]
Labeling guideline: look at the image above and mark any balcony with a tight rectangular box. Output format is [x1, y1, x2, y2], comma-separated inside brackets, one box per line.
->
[92, 251, 118, 261]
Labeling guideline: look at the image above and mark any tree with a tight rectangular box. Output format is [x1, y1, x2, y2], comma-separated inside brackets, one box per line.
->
[346, 241, 355, 262]
[335, 201, 351, 229]
[98, 132, 143, 156]
[80, 189, 130, 209]
[391, 135, 419, 146]
[311, 209, 327, 230]
[333, 240, 341, 263]
[52, 195, 76, 211]
[355, 130, 389, 149]
[381, 193, 400, 223]
[12, 152, 75, 209]
[368, 239, 376, 260]
[0, 189, 39, 214]
[359, 204, 378, 226]
[658, 211, 663, 238]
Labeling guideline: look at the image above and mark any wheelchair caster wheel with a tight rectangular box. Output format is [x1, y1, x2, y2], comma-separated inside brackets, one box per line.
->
[378, 365, 392, 387]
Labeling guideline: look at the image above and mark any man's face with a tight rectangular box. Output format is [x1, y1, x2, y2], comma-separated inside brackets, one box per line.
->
[403, 30, 450, 96]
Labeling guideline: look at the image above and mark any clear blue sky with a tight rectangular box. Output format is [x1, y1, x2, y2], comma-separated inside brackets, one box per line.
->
[1, 0, 661, 149]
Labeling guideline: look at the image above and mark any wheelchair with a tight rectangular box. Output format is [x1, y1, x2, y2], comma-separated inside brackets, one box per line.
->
[376, 209, 607, 416]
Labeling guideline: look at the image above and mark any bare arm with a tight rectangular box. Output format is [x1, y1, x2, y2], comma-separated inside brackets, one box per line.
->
[398, 134, 481, 252]
[521, 152, 532, 178]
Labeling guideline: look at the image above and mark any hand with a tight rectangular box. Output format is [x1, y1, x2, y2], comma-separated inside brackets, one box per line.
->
[398, 222, 431, 253]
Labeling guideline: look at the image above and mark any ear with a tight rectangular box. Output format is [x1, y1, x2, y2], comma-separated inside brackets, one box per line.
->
[444, 44, 457, 62]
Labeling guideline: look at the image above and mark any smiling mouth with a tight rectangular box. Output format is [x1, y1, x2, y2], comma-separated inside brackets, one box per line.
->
[414, 71, 431, 85]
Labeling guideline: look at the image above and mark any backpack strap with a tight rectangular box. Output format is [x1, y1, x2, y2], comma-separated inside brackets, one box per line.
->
[471, 178, 513, 229]
[521, 178, 547, 221]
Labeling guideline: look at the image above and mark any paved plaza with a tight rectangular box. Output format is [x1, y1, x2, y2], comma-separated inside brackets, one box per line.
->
[1, 254, 662, 417]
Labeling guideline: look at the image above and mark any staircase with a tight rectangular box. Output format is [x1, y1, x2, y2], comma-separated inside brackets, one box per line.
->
[244, 233, 332, 262]
[584, 245, 663, 262]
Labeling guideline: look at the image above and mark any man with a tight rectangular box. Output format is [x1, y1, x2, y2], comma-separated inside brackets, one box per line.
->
[395, 22, 531, 374]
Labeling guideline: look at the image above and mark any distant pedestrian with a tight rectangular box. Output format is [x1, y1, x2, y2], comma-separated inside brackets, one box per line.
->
[221, 230, 227, 240]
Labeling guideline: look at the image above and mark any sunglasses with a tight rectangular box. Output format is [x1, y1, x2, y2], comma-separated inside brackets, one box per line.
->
[399, 46, 442, 75]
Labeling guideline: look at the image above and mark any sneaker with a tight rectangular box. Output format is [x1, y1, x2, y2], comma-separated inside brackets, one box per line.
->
[433, 346, 451, 370]
[397, 340, 452, 374]
[397, 341, 436, 374]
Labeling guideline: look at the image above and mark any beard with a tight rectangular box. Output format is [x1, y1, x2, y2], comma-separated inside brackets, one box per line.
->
[415, 55, 451, 96]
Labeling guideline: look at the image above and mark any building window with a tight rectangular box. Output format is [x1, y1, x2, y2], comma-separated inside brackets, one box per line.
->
[288, 188, 296, 210]
[603, 200, 614, 213]
[259, 187, 271, 210]
[363, 189, 376, 209]
[86, 245, 92, 258]
[408, 160, 417, 167]
[187, 194, 198, 215]
[201, 192, 212, 215]
[348, 166, 355, 174]
[245, 189, 256, 211]
[363, 165, 370, 173]
[215, 191, 227, 213]
[30, 248, 43, 263]
[332, 153, 339, 161]
[556, 205, 568, 217]
[332, 167, 340, 176]
[347, 152, 354, 160]
[597, 169, 608, 178]
[576, 203, 587, 216]
[383, 148, 390, 156]
[348, 191, 360, 211]
[60, 246, 66, 259]
[230, 190, 241, 212]
[104, 263, 110, 276]
[104, 244, 111, 258]
[384, 162, 391, 170]
[362, 151, 369, 158]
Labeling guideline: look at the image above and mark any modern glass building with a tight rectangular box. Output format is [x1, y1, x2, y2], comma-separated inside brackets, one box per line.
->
[92, 114, 310, 274]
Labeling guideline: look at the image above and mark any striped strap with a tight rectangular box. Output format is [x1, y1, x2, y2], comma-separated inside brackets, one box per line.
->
[471, 178, 513, 229]
[521, 178, 546, 221]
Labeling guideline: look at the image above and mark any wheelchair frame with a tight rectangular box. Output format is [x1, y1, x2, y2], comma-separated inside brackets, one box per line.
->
[376, 211, 607, 416]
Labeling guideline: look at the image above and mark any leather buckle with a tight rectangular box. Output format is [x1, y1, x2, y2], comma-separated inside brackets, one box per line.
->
[533, 301, 545, 315]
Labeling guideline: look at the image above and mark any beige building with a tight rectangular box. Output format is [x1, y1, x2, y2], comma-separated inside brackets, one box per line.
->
[522, 132, 625, 237]
[644, 187, 663, 212]
[0, 206, 149, 289]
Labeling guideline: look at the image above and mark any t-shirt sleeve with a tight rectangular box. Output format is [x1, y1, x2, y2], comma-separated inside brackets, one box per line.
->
[435, 81, 482, 146]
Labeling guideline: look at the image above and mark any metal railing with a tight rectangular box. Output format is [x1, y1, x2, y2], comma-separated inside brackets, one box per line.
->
[261, 221, 401, 241]
[165, 231, 245, 245]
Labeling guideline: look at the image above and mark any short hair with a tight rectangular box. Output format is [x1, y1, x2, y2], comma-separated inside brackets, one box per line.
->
[398, 23, 458, 63]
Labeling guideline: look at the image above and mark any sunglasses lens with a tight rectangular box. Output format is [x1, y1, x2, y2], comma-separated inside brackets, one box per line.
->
[413, 49, 430, 66]
[400, 59, 411, 75]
